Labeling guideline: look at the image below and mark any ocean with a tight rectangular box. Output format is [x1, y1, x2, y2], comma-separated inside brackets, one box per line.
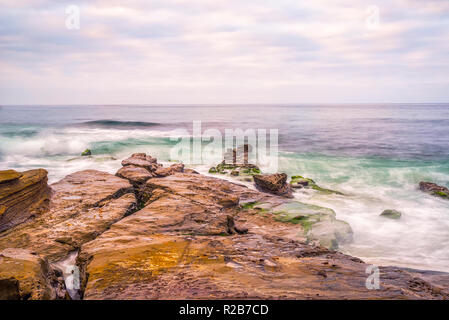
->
[1, 104, 448, 272]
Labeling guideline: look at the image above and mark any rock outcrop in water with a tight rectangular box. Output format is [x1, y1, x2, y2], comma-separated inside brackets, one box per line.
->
[290, 175, 343, 195]
[0, 155, 449, 300]
[419, 181, 449, 200]
[208, 144, 261, 182]
[253, 173, 293, 198]
[81, 149, 91, 156]
[0, 169, 51, 233]
[380, 209, 402, 219]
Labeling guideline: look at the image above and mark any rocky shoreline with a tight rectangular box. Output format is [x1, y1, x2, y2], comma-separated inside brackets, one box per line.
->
[1, 152, 448, 300]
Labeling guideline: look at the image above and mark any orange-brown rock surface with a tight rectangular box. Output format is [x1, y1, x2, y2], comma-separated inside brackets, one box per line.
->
[0, 248, 66, 300]
[1, 154, 449, 300]
[0, 170, 136, 262]
[0, 169, 51, 233]
[253, 173, 293, 198]
[76, 168, 448, 300]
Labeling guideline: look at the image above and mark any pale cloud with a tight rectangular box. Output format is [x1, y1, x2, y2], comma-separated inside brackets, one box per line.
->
[0, 0, 448, 104]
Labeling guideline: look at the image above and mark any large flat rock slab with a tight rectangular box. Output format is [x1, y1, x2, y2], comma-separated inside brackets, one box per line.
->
[0, 170, 136, 262]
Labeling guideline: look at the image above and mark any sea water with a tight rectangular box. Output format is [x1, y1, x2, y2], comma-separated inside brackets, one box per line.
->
[1, 104, 448, 272]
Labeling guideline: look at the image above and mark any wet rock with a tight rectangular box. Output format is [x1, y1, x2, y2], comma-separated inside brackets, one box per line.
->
[258, 200, 353, 249]
[290, 175, 343, 195]
[0, 169, 51, 233]
[0, 248, 66, 300]
[81, 149, 91, 156]
[253, 173, 293, 198]
[380, 209, 402, 219]
[290, 176, 311, 189]
[419, 182, 449, 200]
[208, 145, 261, 182]
[209, 162, 261, 181]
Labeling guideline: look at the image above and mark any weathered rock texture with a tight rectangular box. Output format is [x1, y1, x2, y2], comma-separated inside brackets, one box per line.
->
[0, 248, 67, 300]
[253, 173, 293, 198]
[0, 169, 51, 233]
[0, 170, 136, 262]
[1, 155, 449, 300]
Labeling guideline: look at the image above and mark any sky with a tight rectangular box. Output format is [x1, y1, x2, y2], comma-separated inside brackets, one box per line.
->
[0, 0, 448, 105]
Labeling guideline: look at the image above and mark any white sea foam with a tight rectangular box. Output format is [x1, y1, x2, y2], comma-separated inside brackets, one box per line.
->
[278, 154, 449, 272]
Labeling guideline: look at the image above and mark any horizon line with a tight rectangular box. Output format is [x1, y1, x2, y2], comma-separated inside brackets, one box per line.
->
[2, 102, 449, 107]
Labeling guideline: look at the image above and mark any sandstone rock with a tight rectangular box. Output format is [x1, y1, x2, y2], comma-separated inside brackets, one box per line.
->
[0, 169, 51, 233]
[380, 209, 402, 219]
[121, 153, 159, 172]
[419, 181, 449, 200]
[154, 163, 184, 177]
[76, 172, 448, 299]
[253, 173, 293, 198]
[184, 168, 199, 174]
[0, 170, 136, 262]
[0, 248, 66, 300]
[217, 195, 240, 208]
[116, 165, 153, 185]
[0, 170, 23, 184]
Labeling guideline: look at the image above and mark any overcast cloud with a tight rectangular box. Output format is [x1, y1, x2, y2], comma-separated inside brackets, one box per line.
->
[0, 0, 448, 104]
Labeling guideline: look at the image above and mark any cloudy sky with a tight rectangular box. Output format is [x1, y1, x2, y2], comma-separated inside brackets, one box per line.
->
[1, 0, 448, 104]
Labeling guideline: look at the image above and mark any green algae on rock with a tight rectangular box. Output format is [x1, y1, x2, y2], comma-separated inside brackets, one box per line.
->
[81, 149, 92, 156]
[241, 199, 353, 250]
[419, 181, 449, 200]
[290, 175, 344, 195]
[269, 201, 352, 249]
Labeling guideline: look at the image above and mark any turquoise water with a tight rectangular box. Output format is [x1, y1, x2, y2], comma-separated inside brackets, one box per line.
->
[1, 104, 448, 272]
